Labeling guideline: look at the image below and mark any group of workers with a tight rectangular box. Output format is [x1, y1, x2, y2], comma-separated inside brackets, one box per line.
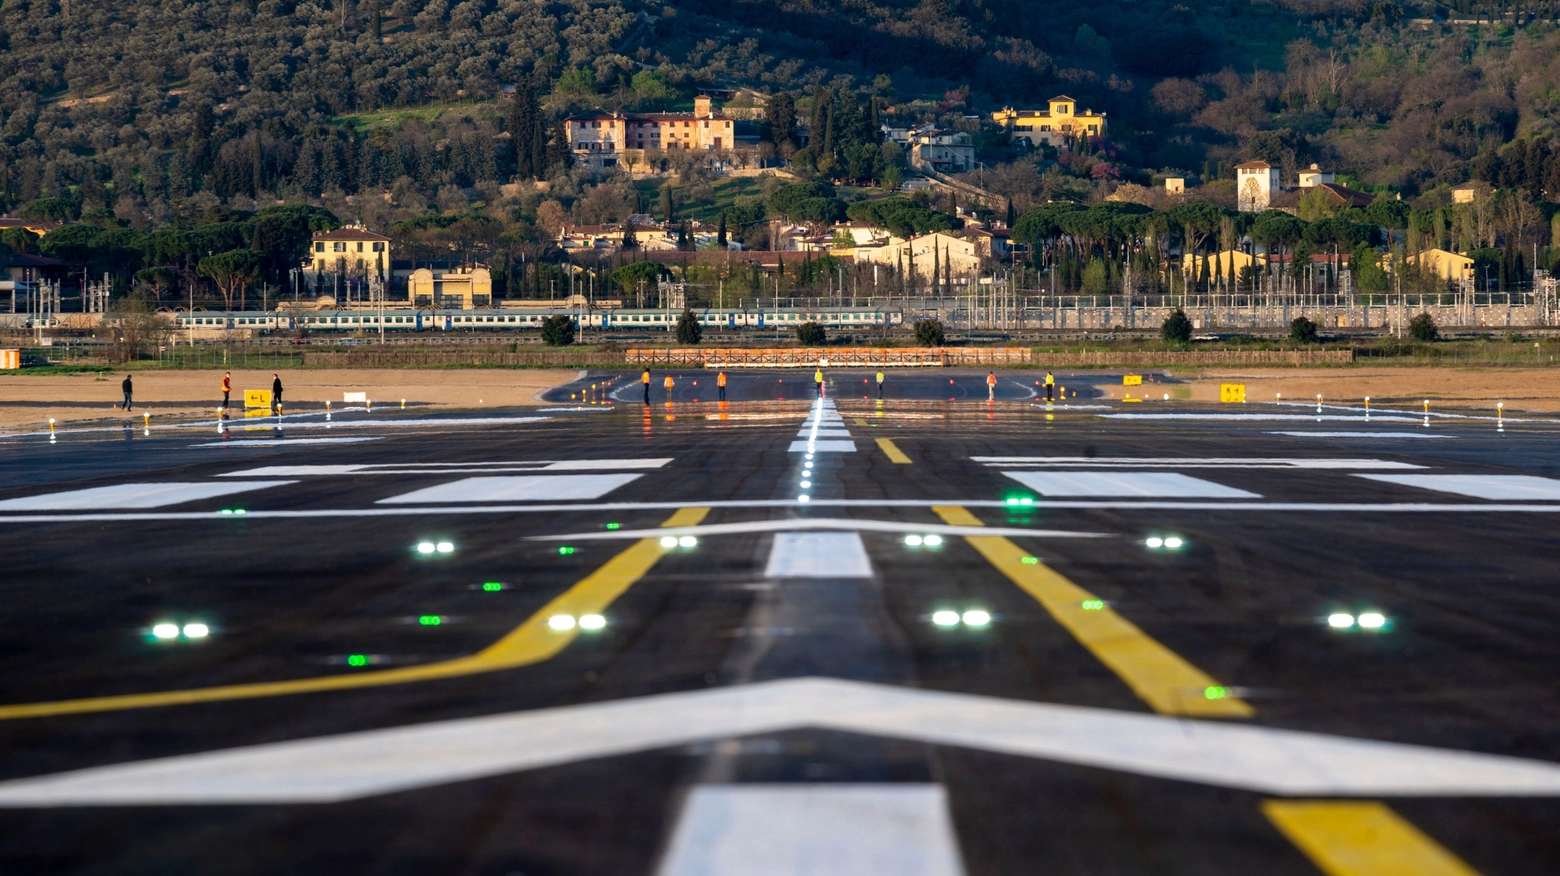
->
[639, 368, 1058, 403]
[118, 371, 287, 414]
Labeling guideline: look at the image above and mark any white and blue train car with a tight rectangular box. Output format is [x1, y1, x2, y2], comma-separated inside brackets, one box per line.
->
[170, 307, 903, 334]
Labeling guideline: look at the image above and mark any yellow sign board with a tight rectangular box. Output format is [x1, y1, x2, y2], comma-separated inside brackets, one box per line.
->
[1220, 383, 1246, 403]
[244, 390, 273, 409]
[1123, 374, 1142, 386]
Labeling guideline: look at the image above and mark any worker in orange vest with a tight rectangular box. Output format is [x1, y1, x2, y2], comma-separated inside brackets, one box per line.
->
[717, 370, 727, 402]
[221, 372, 232, 409]
[641, 368, 651, 404]
[987, 370, 997, 401]
[664, 373, 675, 401]
[814, 368, 824, 398]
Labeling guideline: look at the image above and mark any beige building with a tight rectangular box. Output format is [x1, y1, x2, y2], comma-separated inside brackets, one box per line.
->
[1404, 248, 1475, 282]
[568, 96, 737, 173]
[854, 231, 987, 279]
[310, 227, 390, 280]
[409, 267, 492, 309]
[1235, 160, 1283, 212]
[992, 97, 1107, 149]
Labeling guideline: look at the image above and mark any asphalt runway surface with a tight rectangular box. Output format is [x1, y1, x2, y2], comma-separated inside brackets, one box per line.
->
[2, 368, 1560, 875]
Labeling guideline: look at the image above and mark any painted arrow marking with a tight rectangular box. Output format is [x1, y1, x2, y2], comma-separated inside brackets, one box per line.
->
[2, 678, 1560, 806]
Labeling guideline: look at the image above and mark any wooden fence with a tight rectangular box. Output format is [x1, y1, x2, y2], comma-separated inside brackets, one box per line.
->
[302, 350, 617, 367]
[625, 348, 1033, 367]
[1028, 350, 1354, 367]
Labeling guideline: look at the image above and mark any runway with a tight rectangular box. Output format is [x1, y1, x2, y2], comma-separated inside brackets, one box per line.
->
[1, 369, 1559, 875]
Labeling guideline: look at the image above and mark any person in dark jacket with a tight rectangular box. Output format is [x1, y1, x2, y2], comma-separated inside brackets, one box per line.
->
[121, 375, 133, 411]
[271, 374, 283, 414]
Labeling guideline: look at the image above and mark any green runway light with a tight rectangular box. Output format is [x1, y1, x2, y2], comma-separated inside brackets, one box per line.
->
[1004, 496, 1035, 507]
[1081, 599, 1104, 610]
[418, 615, 442, 626]
[1021, 556, 1039, 565]
[605, 522, 621, 530]
[558, 546, 576, 555]
[1204, 686, 1229, 700]
[482, 582, 503, 592]
[347, 654, 368, 667]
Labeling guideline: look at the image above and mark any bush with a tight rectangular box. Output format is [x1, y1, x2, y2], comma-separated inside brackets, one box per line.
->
[1161, 308, 1192, 344]
[676, 308, 702, 345]
[796, 321, 827, 345]
[1289, 316, 1318, 344]
[913, 319, 945, 346]
[1409, 312, 1439, 342]
[540, 314, 576, 346]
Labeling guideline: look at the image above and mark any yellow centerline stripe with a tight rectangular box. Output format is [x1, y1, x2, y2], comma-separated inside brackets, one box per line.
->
[876, 438, 912, 464]
[1262, 801, 1482, 876]
[932, 505, 1252, 718]
[853, 417, 869, 426]
[0, 507, 711, 721]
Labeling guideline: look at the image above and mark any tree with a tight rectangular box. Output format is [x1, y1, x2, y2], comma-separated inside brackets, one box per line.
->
[1409, 312, 1439, 342]
[766, 91, 797, 151]
[796, 321, 827, 345]
[1289, 315, 1318, 343]
[913, 319, 945, 346]
[197, 249, 263, 311]
[717, 211, 727, 248]
[541, 313, 576, 346]
[1161, 308, 1193, 343]
[676, 307, 702, 345]
[96, 293, 172, 364]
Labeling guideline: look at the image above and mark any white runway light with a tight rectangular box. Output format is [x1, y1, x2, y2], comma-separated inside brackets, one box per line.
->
[660, 536, 679, 548]
[931, 610, 960, 627]
[1328, 613, 1356, 629]
[151, 623, 179, 640]
[1358, 612, 1387, 629]
[801, 480, 812, 488]
[922, 534, 943, 547]
[797, 495, 810, 504]
[961, 610, 992, 628]
[677, 536, 697, 548]
[182, 623, 209, 639]
[1163, 537, 1183, 549]
[435, 541, 454, 553]
[416, 542, 436, 554]
[547, 614, 577, 631]
[1145, 537, 1164, 548]
[904, 535, 924, 546]
[578, 614, 607, 631]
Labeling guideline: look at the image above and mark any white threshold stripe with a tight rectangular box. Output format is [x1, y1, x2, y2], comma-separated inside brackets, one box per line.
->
[0, 481, 296, 511]
[220, 459, 673, 477]
[765, 532, 875, 577]
[1358, 473, 1560, 500]
[658, 784, 965, 876]
[184, 416, 553, 430]
[11, 500, 1560, 523]
[191, 438, 383, 447]
[1103, 413, 1424, 422]
[1003, 471, 1261, 499]
[973, 457, 1425, 469]
[788, 440, 856, 453]
[378, 474, 643, 504]
[532, 518, 1105, 541]
[1267, 432, 1453, 439]
[4, 677, 1560, 806]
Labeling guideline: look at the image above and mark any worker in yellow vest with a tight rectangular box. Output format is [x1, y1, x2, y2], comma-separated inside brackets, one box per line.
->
[641, 368, 651, 404]
[664, 373, 675, 401]
[717, 371, 727, 402]
[875, 370, 884, 399]
[814, 368, 824, 398]
[987, 370, 997, 401]
[1044, 371, 1055, 402]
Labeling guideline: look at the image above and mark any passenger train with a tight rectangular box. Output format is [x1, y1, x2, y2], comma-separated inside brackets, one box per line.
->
[167, 307, 903, 333]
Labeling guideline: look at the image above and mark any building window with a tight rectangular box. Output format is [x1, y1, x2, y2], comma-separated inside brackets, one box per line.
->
[314, 242, 324, 253]
[333, 242, 346, 252]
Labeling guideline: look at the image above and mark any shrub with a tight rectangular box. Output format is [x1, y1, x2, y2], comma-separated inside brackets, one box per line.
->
[1161, 308, 1192, 344]
[913, 319, 945, 346]
[675, 308, 702, 345]
[796, 321, 827, 345]
[540, 314, 576, 346]
[1289, 316, 1318, 344]
[1409, 312, 1439, 342]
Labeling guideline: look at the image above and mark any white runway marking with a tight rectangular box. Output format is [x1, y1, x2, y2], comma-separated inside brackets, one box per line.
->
[536, 407, 613, 412]
[221, 465, 371, 477]
[541, 459, 672, 471]
[789, 440, 855, 453]
[1358, 474, 1560, 500]
[977, 457, 1424, 469]
[798, 429, 852, 438]
[6, 677, 1560, 805]
[191, 438, 382, 447]
[0, 481, 296, 511]
[1002, 471, 1260, 498]
[764, 532, 876, 578]
[377, 474, 643, 504]
[534, 518, 1105, 541]
[657, 784, 965, 876]
[221, 459, 671, 477]
[180, 416, 551, 431]
[1268, 432, 1453, 439]
[1103, 413, 1422, 422]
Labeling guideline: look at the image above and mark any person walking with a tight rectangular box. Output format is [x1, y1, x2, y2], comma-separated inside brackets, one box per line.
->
[814, 368, 824, 398]
[271, 373, 283, 414]
[664, 373, 675, 401]
[120, 374, 133, 411]
[642, 368, 651, 404]
[876, 370, 884, 399]
[1044, 371, 1055, 402]
[717, 370, 727, 402]
[221, 372, 232, 409]
[987, 370, 997, 401]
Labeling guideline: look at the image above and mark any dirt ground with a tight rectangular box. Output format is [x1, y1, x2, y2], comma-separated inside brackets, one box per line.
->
[1177, 367, 1560, 414]
[0, 369, 579, 431]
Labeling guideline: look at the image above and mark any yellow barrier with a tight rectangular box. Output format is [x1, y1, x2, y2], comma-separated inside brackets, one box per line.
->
[1220, 383, 1246, 403]
[1123, 374, 1142, 386]
[244, 390, 273, 409]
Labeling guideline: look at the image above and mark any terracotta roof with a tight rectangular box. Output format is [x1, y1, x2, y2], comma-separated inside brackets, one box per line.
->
[1048, 95, 1077, 102]
[311, 228, 389, 241]
[1234, 160, 1273, 170]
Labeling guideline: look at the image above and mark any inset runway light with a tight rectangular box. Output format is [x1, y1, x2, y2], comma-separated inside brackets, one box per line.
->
[605, 522, 621, 530]
[661, 536, 679, 548]
[347, 654, 368, 667]
[436, 541, 454, 553]
[152, 623, 179, 640]
[418, 615, 442, 626]
[961, 609, 992, 628]
[1358, 612, 1387, 629]
[1163, 537, 1184, 549]
[1204, 686, 1229, 700]
[548, 614, 577, 631]
[798, 495, 810, 503]
[579, 613, 607, 631]
[182, 623, 209, 638]
[1145, 537, 1164, 548]
[923, 534, 944, 547]
[904, 534, 924, 546]
[482, 582, 504, 592]
[801, 480, 812, 488]
[931, 610, 960, 627]
[416, 542, 436, 554]
[1021, 556, 1039, 565]
[1081, 599, 1105, 610]
[557, 546, 576, 555]
[1328, 613, 1356, 629]
[678, 536, 698, 548]
[1004, 496, 1035, 507]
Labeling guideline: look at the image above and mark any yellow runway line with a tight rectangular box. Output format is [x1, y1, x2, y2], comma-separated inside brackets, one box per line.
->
[1262, 800, 1482, 876]
[932, 506, 1252, 718]
[853, 417, 869, 426]
[876, 437, 912, 464]
[0, 507, 711, 722]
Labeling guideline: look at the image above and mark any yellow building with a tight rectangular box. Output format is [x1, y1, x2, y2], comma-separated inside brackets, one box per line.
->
[568, 96, 737, 173]
[310, 227, 391, 280]
[409, 267, 492, 309]
[1404, 248, 1474, 282]
[1181, 249, 1266, 276]
[992, 97, 1107, 149]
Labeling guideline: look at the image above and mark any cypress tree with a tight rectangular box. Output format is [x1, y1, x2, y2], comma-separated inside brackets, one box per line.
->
[371, 2, 382, 39]
[251, 130, 263, 196]
[717, 210, 727, 248]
